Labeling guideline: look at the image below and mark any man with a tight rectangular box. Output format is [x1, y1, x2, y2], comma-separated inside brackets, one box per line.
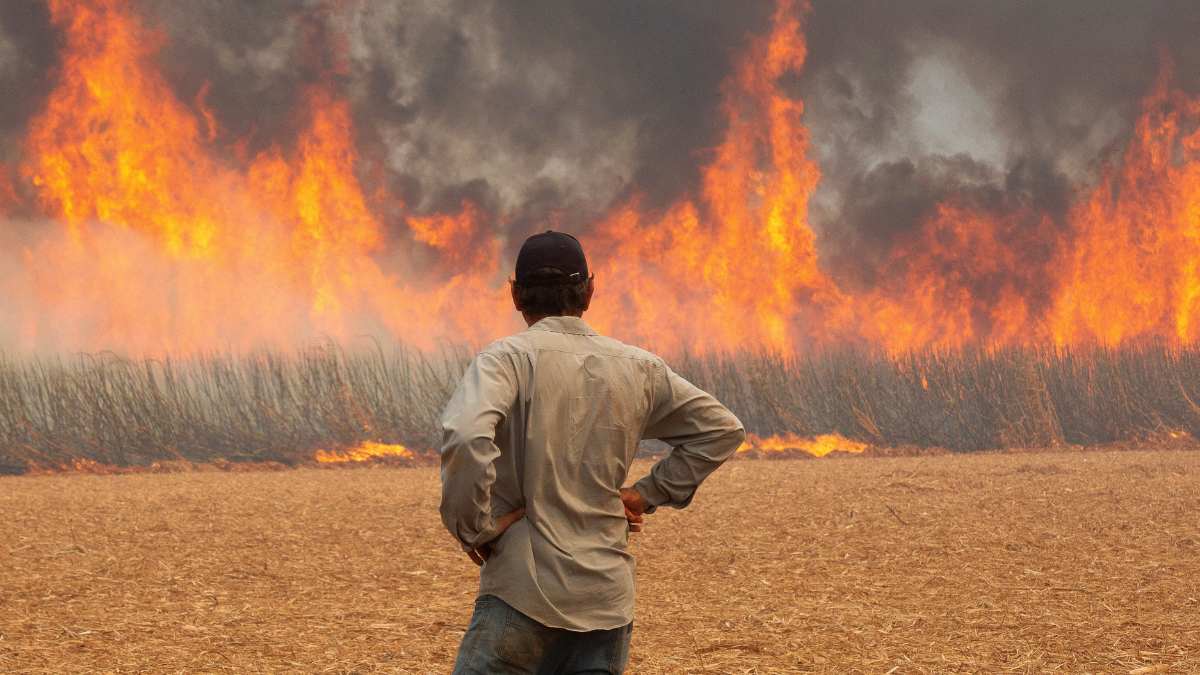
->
[439, 231, 745, 674]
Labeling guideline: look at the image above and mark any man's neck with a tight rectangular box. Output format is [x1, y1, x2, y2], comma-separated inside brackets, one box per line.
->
[523, 312, 583, 327]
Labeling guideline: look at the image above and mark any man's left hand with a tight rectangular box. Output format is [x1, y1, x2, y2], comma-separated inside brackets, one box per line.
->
[467, 507, 525, 566]
[620, 487, 648, 533]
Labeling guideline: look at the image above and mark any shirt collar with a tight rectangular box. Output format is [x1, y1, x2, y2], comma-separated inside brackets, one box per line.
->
[528, 316, 598, 336]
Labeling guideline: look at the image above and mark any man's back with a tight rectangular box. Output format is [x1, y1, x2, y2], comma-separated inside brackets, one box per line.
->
[440, 315, 745, 631]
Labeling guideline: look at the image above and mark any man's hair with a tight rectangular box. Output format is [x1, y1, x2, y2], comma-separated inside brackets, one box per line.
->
[513, 267, 590, 315]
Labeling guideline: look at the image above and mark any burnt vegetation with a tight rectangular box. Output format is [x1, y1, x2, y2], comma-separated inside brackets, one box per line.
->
[2, 343, 1200, 472]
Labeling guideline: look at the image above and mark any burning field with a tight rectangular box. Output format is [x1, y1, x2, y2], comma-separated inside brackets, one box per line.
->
[2, 451, 1197, 673]
[3, 0, 1200, 466]
[2, 1, 1200, 670]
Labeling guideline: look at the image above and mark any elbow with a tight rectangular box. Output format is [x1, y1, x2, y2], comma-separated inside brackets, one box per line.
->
[724, 412, 747, 447]
[730, 424, 747, 447]
[722, 423, 746, 461]
[724, 410, 746, 442]
[437, 429, 499, 549]
[439, 502, 488, 550]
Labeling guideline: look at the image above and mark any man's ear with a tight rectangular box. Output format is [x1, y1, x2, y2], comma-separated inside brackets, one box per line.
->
[510, 281, 522, 312]
[581, 276, 595, 311]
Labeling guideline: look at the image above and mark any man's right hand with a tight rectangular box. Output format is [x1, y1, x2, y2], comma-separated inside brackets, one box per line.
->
[467, 507, 526, 566]
[620, 487, 648, 533]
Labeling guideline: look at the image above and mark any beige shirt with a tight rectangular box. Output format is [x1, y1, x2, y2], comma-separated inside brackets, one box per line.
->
[439, 316, 745, 631]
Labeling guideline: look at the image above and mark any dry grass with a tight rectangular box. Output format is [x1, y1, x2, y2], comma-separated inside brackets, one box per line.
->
[8, 342, 1200, 472]
[1, 450, 1198, 673]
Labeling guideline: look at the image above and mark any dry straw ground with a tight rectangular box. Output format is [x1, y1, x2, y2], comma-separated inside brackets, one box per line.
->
[1, 450, 1198, 673]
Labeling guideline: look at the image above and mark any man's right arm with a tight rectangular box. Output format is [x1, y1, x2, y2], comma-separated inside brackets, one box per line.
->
[631, 362, 745, 514]
[439, 351, 518, 552]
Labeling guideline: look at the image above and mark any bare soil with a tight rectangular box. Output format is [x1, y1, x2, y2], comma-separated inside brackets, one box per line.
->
[1, 450, 1198, 673]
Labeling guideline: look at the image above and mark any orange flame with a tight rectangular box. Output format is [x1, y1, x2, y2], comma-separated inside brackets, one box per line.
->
[12, 0, 509, 354]
[850, 56, 1200, 351]
[586, 0, 843, 354]
[6, 0, 1200, 357]
[738, 433, 868, 458]
[852, 203, 1057, 351]
[313, 441, 414, 464]
[588, 3, 1200, 354]
[1048, 59, 1200, 346]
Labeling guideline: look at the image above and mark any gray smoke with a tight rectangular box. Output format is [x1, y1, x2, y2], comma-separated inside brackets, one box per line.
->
[0, 1, 55, 167]
[800, 0, 1200, 285]
[132, 0, 773, 236]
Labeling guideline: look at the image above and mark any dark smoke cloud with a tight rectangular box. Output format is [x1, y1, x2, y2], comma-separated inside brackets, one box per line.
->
[0, 1, 56, 164]
[801, 0, 1200, 284]
[139, 0, 314, 152]
[134, 0, 773, 235]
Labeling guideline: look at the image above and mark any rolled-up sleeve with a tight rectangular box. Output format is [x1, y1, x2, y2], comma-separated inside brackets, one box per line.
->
[633, 362, 745, 512]
[439, 351, 518, 550]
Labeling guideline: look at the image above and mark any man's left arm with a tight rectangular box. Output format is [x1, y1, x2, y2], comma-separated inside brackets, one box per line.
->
[439, 351, 520, 556]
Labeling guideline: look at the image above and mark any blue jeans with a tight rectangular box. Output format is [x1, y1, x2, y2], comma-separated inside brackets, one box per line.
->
[452, 595, 632, 674]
